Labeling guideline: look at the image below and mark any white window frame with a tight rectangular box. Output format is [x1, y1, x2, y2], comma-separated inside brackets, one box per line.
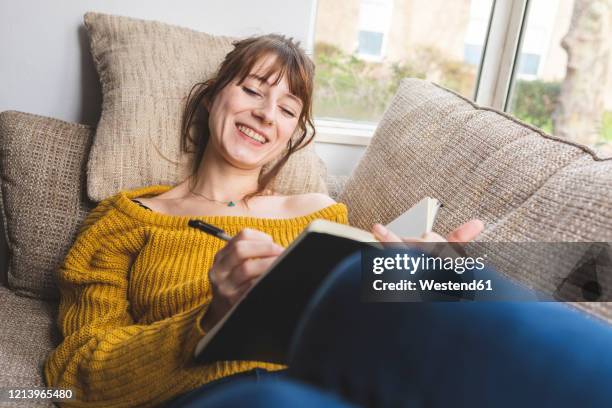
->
[315, 118, 376, 146]
[311, 0, 531, 145]
[476, 0, 530, 110]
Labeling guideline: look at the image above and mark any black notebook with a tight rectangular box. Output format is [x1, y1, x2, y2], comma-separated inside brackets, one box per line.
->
[193, 198, 440, 365]
[193, 220, 376, 365]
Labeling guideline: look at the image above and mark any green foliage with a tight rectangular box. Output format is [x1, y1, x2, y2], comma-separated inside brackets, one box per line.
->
[313, 42, 476, 122]
[313, 43, 611, 149]
[314, 43, 394, 121]
[601, 111, 612, 142]
[389, 46, 476, 97]
[511, 80, 611, 145]
[510, 80, 561, 133]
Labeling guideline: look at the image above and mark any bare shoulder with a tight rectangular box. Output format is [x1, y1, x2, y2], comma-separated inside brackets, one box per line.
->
[132, 196, 165, 213]
[132, 182, 188, 212]
[283, 192, 338, 216]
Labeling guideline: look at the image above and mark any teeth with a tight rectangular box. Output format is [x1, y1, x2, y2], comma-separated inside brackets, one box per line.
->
[238, 125, 267, 144]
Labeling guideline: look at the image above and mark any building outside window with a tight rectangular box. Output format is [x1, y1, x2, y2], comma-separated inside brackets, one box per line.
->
[313, 0, 494, 124]
[356, 0, 394, 59]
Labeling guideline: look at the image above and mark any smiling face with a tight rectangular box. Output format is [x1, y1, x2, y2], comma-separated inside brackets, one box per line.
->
[206, 54, 304, 170]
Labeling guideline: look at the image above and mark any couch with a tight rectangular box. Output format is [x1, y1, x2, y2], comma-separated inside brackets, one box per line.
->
[1, 46, 611, 408]
[0, 75, 612, 406]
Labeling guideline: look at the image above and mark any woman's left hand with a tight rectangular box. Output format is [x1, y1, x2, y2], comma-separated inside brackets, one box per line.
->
[371, 219, 485, 244]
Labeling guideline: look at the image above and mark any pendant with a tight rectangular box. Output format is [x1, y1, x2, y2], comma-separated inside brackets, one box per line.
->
[227, 201, 236, 207]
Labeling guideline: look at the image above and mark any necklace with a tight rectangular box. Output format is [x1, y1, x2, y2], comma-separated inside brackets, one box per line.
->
[189, 188, 244, 207]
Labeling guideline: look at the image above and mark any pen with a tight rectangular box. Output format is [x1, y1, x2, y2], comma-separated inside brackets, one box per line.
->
[188, 219, 233, 241]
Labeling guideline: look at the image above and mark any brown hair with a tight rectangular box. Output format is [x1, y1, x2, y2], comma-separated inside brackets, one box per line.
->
[181, 34, 316, 205]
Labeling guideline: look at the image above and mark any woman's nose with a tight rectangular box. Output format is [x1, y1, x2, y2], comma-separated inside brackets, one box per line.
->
[252, 101, 276, 125]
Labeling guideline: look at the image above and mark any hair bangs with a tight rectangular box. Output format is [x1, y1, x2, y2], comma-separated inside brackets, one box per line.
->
[236, 46, 311, 111]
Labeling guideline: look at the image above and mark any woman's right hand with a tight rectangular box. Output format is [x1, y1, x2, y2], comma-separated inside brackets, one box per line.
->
[201, 228, 284, 331]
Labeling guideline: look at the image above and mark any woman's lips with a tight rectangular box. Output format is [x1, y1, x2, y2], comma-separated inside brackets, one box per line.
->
[236, 125, 266, 147]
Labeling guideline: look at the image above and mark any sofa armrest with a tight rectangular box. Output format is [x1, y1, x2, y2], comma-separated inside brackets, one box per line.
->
[0, 186, 8, 288]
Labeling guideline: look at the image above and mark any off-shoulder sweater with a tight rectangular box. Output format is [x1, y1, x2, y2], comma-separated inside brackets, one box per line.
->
[43, 185, 349, 407]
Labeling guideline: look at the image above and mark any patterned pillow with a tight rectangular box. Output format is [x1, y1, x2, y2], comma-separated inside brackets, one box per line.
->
[0, 111, 95, 300]
[84, 12, 328, 202]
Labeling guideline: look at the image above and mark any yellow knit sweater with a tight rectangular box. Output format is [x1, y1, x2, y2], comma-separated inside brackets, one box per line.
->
[44, 185, 349, 407]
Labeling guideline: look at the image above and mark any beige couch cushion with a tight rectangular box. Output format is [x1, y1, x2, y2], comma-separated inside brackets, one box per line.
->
[340, 78, 602, 235]
[0, 286, 59, 407]
[0, 111, 95, 300]
[84, 12, 328, 202]
[326, 174, 349, 201]
[340, 78, 612, 319]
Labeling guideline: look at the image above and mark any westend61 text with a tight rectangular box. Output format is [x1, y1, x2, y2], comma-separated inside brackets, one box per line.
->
[373, 279, 493, 291]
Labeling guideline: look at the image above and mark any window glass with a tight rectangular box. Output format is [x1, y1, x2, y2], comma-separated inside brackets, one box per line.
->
[358, 30, 385, 56]
[464, 44, 483, 66]
[508, 0, 612, 157]
[517, 53, 541, 76]
[313, 0, 494, 123]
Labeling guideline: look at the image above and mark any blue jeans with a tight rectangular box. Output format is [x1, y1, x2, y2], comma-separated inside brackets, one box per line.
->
[166, 250, 612, 407]
[164, 368, 288, 407]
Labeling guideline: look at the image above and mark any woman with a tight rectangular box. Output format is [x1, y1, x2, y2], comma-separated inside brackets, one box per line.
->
[43, 34, 482, 407]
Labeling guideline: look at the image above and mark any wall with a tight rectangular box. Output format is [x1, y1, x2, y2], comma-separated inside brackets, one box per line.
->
[0, 0, 317, 126]
[316, 143, 367, 177]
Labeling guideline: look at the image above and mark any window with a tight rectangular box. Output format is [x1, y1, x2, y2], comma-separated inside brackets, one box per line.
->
[313, 0, 494, 125]
[358, 30, 385, 57]
[516, 53, 541, 76]
[464, 44, 483, 66]
[464, 0, 494, 66]
[507, 0, 612, 157]
[356, 0, 394, 59]
[514, 2, 551, 79]
[312, 0, 611, 156]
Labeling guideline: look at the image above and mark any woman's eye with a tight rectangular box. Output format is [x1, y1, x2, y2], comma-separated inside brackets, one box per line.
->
[281, 108, 296, 118]
[242, 87, 259, 96]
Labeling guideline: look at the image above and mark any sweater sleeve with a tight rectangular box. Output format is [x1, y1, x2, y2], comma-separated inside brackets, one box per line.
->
[43, 198, 211, 407]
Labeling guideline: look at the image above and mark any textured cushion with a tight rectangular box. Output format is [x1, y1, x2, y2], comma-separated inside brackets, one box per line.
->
[84, 12, 328, 202]
[0, 111, 95, 300]
[265, 146, 328, 196]
[340, 78, 612, 320]
[341, 78, 611, 239]
[1, 185, 8, 286]
[326, 174, 349, 201]
[0, 286, 59, 407]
